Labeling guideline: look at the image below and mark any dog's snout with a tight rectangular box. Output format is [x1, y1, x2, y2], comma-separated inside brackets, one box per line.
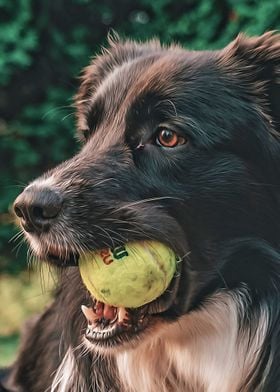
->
[14, 186, 63, 233]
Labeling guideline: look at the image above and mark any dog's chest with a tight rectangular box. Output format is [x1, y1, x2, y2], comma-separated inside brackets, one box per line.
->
[116, 337, 239, 392]
[116, 292, 268, 392]
[51, 291, 267, 392]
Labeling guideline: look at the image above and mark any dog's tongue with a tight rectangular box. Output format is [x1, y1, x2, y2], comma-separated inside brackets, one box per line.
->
[95, 301, 117, 320]
[81, 301, 128, 324]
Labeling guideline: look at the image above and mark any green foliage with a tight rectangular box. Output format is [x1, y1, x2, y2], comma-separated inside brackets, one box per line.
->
[1, 0, 280, 273]
[0, 0, 36, 84]
[0, 335, 20, 366]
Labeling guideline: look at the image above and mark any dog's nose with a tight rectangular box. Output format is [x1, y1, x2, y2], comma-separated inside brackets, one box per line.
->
[13, 186, 63, 233]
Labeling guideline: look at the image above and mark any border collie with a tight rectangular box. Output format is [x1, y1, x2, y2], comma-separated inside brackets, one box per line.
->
[2, 32, 280, 392]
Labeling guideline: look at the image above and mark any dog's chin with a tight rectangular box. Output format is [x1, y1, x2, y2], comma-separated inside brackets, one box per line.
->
[82, 315, 166, 354]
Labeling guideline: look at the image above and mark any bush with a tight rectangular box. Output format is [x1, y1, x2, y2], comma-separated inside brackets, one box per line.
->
[1, 0, 280, 273]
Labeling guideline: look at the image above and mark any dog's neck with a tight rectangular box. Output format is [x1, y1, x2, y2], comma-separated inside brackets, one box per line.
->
[116, 289, 268, 392]
[51, 289, 269, 392]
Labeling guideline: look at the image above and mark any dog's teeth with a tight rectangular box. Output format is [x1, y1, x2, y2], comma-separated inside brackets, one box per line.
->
[81, 305, 99, 323]
[117, 307, 128, 324]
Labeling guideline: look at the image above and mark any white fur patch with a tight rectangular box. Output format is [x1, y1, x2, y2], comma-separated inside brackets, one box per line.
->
[50, 347, 85, 392]
[50, 290, 269, 391]
[116, 289, 269, 392]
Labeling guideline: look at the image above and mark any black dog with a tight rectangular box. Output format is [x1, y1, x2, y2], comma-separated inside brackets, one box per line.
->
[3, 32, 280, 391]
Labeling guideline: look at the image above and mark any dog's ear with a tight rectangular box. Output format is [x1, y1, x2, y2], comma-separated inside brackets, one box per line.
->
[75, 34, 137, 111]
[75, 33, 161, 127]
[220, 32, 280, 132]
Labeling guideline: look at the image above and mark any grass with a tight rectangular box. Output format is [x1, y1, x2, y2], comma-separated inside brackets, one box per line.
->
[0, 266, 55, 366]
[0, 335, 20, 367]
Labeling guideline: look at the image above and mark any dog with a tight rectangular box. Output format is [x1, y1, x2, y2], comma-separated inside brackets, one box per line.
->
[2, 31, 280, 391]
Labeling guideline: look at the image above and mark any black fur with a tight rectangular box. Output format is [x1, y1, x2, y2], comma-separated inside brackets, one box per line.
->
[3, 32, 280, 391]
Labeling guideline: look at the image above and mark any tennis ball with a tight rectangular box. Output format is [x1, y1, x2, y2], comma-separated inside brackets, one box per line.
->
[79, 241, 177, 308]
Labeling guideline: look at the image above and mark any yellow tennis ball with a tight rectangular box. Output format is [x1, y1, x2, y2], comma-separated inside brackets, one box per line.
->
[79, 241, 177, 308]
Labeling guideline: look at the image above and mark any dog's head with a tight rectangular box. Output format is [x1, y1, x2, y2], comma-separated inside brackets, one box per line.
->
[13, 33, 280, 351]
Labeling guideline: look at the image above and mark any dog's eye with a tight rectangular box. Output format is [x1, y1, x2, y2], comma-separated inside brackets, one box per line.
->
[155, 128, 186, 148]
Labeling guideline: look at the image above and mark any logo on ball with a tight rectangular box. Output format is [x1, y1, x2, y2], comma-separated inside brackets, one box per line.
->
[100, 245, 129, 265]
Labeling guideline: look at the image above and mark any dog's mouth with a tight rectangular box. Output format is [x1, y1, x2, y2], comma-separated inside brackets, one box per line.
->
[40, 246, 182, 348]
[81, 262, 182, 349]
[82, 272, 180, 348]
[81, 300, 151, 348]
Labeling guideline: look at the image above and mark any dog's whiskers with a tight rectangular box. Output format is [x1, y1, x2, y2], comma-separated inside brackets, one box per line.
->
[93, 177, 116, 188]
[61, 112, 76, 122]
[102, 217, 170, 241]
[13, 239, 26, 258]
[9, 230, 25, 243]
[102, 227, 128, 243]
[42, 104, 75, 120]
[113, 196, 184, 213]
[93, 224, 115, 248]
[11, 232, 26, 254]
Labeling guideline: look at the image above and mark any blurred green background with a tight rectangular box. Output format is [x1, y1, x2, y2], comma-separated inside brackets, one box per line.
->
[0, 0, 280, 366]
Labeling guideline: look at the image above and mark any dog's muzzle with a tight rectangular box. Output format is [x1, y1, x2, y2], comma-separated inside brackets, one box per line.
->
[14, 185, 63, 233]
